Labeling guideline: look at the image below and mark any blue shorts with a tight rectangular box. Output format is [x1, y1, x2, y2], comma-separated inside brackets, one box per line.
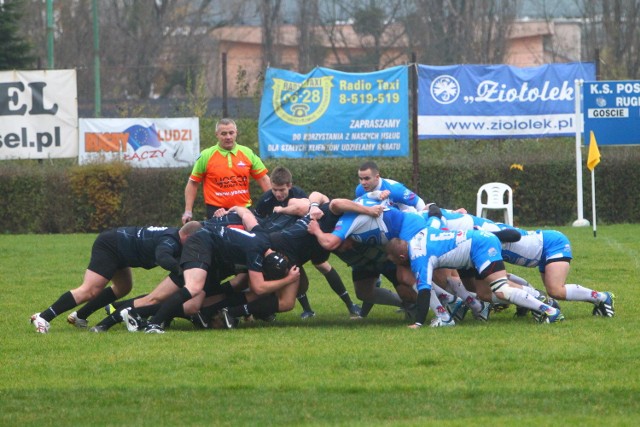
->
[539, 230, 572, 273]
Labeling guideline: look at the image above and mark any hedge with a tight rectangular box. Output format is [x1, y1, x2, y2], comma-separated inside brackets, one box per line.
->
[1, 138, 639, 234]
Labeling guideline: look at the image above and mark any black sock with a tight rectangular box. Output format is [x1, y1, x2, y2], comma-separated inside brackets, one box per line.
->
[149, 288, 192, 326]
[76, 287, 117, 319]
[324, 268, 352, 305]
[40, 291, 77, 322]
[201, 293, 248, 319]
[135, 303, 162, 318]
[228, 293, 278, 319]
[112, 294, 147, 311]
[359, 302, 374, 317]
[297, 293, 313, 312]
[94, 313, 121, 329]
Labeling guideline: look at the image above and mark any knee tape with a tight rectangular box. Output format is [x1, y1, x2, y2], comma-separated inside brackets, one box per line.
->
[490, 278, 516, 302]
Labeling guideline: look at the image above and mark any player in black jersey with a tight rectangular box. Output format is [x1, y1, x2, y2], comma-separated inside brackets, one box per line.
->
[30, 222, 202, 333]
[200, 195, 383, 328]
[144, 223, 300, 333]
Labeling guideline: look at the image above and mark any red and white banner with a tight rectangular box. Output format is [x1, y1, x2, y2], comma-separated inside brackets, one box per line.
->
[79, 118, 200, 168]
[0, 69, 78, 160]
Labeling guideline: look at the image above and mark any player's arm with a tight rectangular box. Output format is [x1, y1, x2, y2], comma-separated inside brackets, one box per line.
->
[155, 239, 181, 274]
[389, 183, 426, 211]
[183, 179, 199, 224]
[307, 219, 343, 251]
[229, 206, 259, 230]
[272, 197, 311, 216]
[329, 198, 383, 217]
[247, 266, 300, 295]
[410, 261, 433, 328]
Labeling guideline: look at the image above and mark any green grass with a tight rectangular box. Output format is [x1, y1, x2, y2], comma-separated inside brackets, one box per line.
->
[1, 225, 639, 426]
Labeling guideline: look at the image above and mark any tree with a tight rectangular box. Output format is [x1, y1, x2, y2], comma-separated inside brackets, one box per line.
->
[259, 0, 283, 70]
[404, 0, 517, 65]
[316, 0, 410, 72]
[581, 0, 640, 80]
[0, 0, 34, 70]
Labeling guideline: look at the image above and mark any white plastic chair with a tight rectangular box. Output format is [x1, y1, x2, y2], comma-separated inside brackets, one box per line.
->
[476, 182, 514, 225]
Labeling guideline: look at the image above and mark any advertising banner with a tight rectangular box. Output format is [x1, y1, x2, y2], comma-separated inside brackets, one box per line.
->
[0, 69, 78, 160]
[418, 63, 595, 139]
[79, 118, 199, 168]
[259, 66, 409, 158]
[583, 80, 640, 145]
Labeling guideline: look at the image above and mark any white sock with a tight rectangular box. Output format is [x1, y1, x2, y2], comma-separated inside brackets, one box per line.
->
[564, 284, 601, 303]
[518, 285, 542, 299]
[446, 277, 482, 312]
[507, 273, 532, 288]
[372, 287, 403, 307]
[508, 287, 556, 314]
[430, 289, 451, 321]
[432, 282, 455, 304]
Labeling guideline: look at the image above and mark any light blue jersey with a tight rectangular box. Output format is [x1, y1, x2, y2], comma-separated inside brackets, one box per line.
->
[438, 209, 501, 232]
[498, 226, 573, 273]
[355, 177, 425, 212]
[407, 228, 504, 292]
[332, 193, 428, 245]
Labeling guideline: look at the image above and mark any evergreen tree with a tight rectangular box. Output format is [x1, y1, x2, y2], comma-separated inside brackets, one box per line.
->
[0, 0, 34, 70]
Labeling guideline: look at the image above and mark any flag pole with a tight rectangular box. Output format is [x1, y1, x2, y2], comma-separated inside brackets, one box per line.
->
[587, 130, 601, 238]
[573, 79, 589, 227]
[591, 168, 597, 238]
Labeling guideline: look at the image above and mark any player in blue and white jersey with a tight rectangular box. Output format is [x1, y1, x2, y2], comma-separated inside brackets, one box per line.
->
[422, 206, 559, 318]
[356, 161, 426, 212]
[497, 225, 615, 317]
[437, 208, 501, 232]
[385, 227, 565, 328]
[309, 194, 459, 326]
[309, 192, 427, 251]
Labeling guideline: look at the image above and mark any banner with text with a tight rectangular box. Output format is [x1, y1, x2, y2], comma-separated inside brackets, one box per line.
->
[79, 118, 199, 168]
[583, 80, 640, 145]
[417, 63, 595, 139]
[0, 69, 78, 160]
[259, 66, 408, 158]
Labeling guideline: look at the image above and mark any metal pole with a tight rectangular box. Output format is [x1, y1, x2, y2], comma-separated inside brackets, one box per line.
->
[222, 52, 228, 117]
[92, 0, 101, 117]
[46, 0, 54, 68]
[410, 53, 419, 192]
[572, 79, 589, 227]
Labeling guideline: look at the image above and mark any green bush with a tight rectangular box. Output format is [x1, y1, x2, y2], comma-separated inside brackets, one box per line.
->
[1, 136, 639, 234]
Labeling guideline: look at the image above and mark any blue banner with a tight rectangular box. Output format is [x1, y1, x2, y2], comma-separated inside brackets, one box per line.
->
[583, 80, 640, 146]
[417, 63, 595, 139]
[259, 66, 409, 158]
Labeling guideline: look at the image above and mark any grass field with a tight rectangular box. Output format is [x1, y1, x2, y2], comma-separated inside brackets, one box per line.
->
[1, 224, 639, 426]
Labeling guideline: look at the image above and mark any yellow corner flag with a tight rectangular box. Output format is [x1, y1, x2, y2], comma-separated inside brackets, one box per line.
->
[587, 131, 601, 171]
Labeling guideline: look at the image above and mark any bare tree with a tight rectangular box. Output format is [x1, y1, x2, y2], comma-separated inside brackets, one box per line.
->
[405, 0, 517, 65]
[314, 0, 410, 72]
[581, 0, 640, 80]
[20, 0, 230, 104]
[259, 0, 283, 69]
[295, 0, 323, 72]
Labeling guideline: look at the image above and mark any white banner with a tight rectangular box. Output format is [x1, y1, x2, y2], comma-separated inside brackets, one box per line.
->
[78, 118, 199, 168]
[0, 69, 78, 160]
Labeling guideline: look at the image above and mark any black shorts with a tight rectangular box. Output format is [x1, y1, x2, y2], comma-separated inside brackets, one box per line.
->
[87, 229, 126, 280]
[351, 261, 397, 284]
[180, 229, 216, 271]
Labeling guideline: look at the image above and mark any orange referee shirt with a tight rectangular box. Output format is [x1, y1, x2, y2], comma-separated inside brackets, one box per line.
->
[189, 144, 268, 209]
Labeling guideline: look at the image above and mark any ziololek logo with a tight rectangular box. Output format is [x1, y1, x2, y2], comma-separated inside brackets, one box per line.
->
[271, 76, 333, 125]
[430, 75, 460, 105]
